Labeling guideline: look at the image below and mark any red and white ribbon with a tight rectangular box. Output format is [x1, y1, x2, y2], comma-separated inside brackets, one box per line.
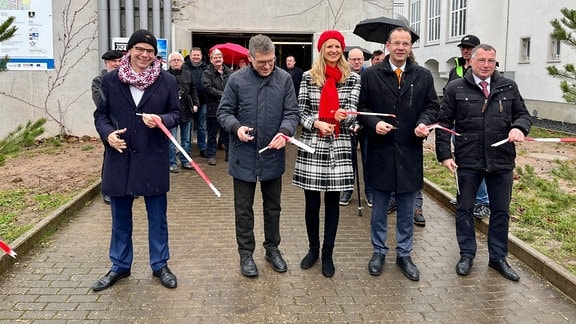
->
[259, 134, 315, 154]
[147, 114, 221, 197]
[0, 240, 16, 258]
[427, 123, 462, 136]
[492, 137, 576, 147]
[344, 111, 397, 118]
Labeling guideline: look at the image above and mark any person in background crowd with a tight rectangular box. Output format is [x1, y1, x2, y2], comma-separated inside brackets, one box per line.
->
[218, 34, 299, 278]
[285, 55, 303, 96]
[237, 57, 248, 70]
[92, 49, 123, 205]
[370, 49, 385, 65]
[167, 51, 200, 173]
[202, 49, 233, 166]
[183, 47, 209, 158]
[92, 29, 180, 291]
[340, 47, 372, 207]
[293, 30, 361, 278]
[436, 44, 532, 281]
[358, 27, 439, 281]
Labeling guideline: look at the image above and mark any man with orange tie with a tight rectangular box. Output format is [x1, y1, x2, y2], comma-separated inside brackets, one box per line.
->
[357, 27, 439, 281]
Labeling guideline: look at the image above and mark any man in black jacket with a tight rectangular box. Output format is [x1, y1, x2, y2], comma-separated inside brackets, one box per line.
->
[183, 47, 208, 158]
[168, 52, 200, 172]
[436, 44, 532, 281]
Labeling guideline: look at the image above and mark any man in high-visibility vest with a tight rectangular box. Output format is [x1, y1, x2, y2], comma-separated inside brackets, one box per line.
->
[444, 34, 491, 219]
[446, 35, 481, 85]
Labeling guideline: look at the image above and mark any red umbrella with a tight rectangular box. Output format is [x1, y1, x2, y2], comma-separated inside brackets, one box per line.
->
[209, 43, 249, 65]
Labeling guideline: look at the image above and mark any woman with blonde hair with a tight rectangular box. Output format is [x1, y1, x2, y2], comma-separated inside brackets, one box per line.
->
[292, 30, 361, 277]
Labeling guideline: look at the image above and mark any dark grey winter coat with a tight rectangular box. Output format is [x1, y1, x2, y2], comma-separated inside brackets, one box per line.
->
[218, 66, 300, 182]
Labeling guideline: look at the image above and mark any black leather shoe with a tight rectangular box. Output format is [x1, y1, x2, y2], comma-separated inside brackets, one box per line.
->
[456, 256, 474, 276]
[489, 259, 520, 281]
[265, 249, 288, 273]
[300, 249, 319, 269]
[413, 209, 426, 227]
[321, 256, 335, 278]
[240, 254, 258, 277]
[368, 252, 385, 276]
[153, 266, 177, 288]
[200, 150, 208, 158]
[91, 270, 130, 291]
[396, 255, 420, 281]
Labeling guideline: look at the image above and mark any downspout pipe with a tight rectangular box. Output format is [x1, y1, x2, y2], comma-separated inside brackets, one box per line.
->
[97, 0, 108, 70]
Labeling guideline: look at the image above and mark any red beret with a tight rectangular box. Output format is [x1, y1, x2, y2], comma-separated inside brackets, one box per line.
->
[317, 30, 346, 52]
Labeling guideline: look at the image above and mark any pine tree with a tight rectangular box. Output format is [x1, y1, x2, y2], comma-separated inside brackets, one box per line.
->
[547, 8, 576, 104]
[0, 16, 17, 72]
[0, 119, 46, 166]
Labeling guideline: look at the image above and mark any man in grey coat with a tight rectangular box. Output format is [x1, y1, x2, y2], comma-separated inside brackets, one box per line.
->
[218, 34, 300, 278]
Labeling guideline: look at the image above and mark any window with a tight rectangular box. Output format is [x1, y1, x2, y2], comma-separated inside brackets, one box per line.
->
[410, 0, 421, 43]
[548, 38, 561, 62]
[393, 1, 404, 16]
[520, 37, 530, 63]
[450, 0, 467, 38]
[428, 0, 441, 42]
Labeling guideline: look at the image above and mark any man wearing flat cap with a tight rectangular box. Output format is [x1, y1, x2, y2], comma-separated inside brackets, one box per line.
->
[93, 29, 180, 292]
[91, 50, 123, 106]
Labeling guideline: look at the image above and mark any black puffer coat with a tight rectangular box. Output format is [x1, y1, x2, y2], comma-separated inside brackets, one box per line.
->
[436, 69, 532, 172]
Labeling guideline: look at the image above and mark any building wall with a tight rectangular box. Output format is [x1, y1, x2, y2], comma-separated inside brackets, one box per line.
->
[406, 0, 576, 122]
[0, 0, 394, 138]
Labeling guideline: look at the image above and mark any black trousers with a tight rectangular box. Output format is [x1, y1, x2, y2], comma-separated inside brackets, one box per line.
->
[303, 190, 340, 253]
[234, 177, 282, 256]
[456, 168, 513, 261]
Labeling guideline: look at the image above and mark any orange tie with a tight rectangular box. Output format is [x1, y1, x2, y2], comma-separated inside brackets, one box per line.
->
[395, 68, 402, 85]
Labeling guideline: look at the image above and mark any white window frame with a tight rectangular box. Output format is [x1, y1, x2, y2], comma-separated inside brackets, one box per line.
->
[520, 37, 531, 63]
[450, 0, 467, 38]
[427, 0, 441, 42]
[548, 37, 561, 62]
[410, 0, 421, 45]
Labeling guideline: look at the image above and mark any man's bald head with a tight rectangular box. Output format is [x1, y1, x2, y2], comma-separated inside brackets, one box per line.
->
[347, 48, 364, 73]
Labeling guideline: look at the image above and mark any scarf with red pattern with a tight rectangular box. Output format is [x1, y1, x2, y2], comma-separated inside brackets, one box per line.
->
[318, 65, 342, 137]
[117, 53, 161, 90]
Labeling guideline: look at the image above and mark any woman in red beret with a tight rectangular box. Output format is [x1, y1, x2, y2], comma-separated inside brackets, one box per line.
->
[292, 30, 361, 277]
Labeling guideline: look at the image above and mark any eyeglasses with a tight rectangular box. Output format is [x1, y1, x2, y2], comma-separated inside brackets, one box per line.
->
[169, 58, 182, 62]
[133, 46, 155, 54]
[252, 57, 276, 67]
[349, 58, 363, 62]
[389, 41, 411, 48]
[474, 58, 497, 65]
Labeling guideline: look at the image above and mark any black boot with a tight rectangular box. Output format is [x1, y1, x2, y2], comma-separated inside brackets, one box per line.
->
[300, 247, 319, 269]
[321, 248, 335, 278]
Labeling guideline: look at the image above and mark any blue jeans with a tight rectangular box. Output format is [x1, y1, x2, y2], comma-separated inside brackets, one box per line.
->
[206, 116, 219, 158]
[195, 104, 207, 151]
[370, 189, 416, 257]
[169, 121, 191, 166]
[476, 178, 489, 205]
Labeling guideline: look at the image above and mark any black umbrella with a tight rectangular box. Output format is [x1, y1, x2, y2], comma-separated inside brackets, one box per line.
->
[344, 46, 372, 61]
[353, 16, 420, 44]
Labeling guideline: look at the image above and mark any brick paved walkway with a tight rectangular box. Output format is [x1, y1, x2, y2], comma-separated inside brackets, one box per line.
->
[0, 147, 575, 323]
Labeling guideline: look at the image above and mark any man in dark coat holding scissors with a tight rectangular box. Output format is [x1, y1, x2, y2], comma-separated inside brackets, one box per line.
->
[358, 27, 439, 281]
[93, 29, 180, 291]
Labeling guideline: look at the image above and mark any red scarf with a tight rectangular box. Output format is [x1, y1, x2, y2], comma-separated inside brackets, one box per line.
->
[318, 65, 342, 137]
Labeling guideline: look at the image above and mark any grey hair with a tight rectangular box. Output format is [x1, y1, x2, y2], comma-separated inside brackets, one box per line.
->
[471, 44, 496, 58]
[168, 51, 183, 61]
[210, 48, 222, 58]
[249, 34, 275, 57]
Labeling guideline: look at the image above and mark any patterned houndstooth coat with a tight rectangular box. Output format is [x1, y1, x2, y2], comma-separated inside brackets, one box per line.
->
[292, 71, 361, 192]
